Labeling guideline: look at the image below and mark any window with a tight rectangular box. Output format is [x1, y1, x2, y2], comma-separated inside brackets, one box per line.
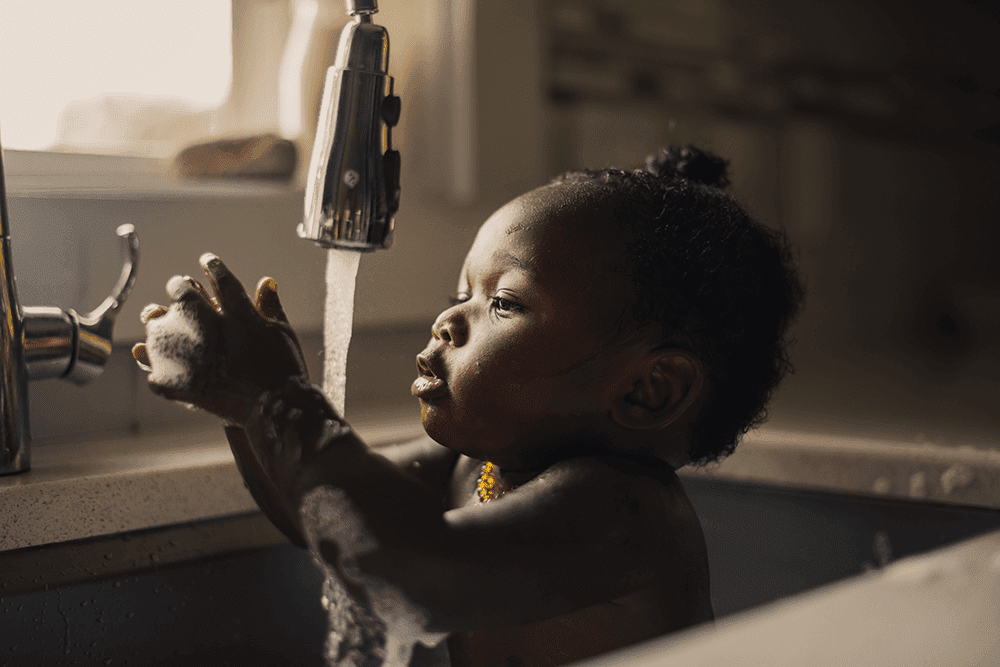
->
[0, 0, 231, 157]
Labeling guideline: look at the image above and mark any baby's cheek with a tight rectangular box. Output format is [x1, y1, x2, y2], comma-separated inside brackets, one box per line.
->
[145, 305, 208, 389]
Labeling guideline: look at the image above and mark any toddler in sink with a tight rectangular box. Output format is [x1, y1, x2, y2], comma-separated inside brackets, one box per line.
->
[133, 146, 803, 667]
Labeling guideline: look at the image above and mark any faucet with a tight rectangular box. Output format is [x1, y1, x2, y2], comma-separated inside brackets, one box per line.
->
[0, 138, 139, 475]
[298, 0, 401, 251]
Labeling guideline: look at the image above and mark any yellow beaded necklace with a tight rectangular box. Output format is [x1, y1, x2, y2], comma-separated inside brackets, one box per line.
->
[476, 461, 516, 502]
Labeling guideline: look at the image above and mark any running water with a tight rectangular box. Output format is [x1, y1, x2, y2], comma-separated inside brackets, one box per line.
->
[322, 248, 361, 416]
[313, 249, 446, 667]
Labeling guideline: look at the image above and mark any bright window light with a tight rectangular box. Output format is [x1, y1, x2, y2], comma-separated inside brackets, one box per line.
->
[0, 0, 232, 155]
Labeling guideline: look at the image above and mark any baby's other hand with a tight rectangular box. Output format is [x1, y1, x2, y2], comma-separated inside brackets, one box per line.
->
[132, 253, 308, 425]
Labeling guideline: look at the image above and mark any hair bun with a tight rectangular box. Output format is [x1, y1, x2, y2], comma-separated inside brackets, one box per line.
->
[645, 146, 731, 189]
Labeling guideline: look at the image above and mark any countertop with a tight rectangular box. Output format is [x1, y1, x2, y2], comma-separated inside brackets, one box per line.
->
[4, 413, 1000, 555]
[0, 411, 424, 553]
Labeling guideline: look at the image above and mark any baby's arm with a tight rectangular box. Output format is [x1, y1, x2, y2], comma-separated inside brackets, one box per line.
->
[134, 256, 686, 632]
[255, 384, 689, 631]
[134, 255, 459, 545]
[376, 436, 460, 508]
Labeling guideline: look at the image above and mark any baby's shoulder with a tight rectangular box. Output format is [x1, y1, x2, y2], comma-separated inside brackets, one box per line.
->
[451, 454, 701, 538]
[543, 455, 697, 523]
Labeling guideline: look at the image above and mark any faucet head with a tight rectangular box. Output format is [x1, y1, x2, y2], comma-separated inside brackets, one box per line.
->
[346, 0, 378, 16]
[299, 5, 400, 251]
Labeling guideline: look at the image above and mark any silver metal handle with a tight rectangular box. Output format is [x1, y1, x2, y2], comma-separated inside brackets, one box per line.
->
[23, 224, 139, 384]
[76, 224, 139, 330]
[70, 223, 139, 384]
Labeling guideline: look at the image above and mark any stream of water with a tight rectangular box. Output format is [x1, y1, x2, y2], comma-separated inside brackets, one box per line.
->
[322, 248, 361, 416]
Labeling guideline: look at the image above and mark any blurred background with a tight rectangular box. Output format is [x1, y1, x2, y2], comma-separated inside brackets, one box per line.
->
[1, 0, 998, 449]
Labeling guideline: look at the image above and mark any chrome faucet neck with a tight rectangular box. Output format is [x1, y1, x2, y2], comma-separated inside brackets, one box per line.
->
[0, 146, 30, 475]
[0, 137, 140, 475]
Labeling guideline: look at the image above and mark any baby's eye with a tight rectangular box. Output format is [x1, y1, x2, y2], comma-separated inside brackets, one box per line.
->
[490, 296, 523, 315]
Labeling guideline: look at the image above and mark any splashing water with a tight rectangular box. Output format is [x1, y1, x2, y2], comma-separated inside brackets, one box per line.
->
[323, 249, 361, 416]
[313, 249, 447, 667]
[303, 487, 448, 667]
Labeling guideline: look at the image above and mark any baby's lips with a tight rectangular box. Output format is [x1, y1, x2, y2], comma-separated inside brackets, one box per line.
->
[416, 354, 432, 377]
[413, 351, 448, 399]
[411, 375, 447, 399]
[415, 351, 444, 380]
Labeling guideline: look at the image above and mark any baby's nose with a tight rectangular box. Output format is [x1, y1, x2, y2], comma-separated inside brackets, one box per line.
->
[431, 310, 467, 346]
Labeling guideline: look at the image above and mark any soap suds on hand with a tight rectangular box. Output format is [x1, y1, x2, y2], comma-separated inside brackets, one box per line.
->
[144, 301, 207, 390]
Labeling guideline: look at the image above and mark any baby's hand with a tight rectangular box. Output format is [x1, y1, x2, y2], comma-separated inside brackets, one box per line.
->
[132, 253, 308, 425]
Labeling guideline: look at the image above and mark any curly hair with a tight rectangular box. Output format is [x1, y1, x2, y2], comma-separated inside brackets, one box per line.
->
[553, 146, 804, 465]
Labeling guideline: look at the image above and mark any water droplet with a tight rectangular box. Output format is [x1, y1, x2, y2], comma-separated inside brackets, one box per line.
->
[104, 553, 114, 560]
[872, 477, 891, 494]
[940, 464, 975, 495]
[874, 531, 893, 567]
[80, 600, 89, 607]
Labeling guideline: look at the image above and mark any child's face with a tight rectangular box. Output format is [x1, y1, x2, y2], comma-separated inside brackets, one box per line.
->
[413, 184, 637, 469]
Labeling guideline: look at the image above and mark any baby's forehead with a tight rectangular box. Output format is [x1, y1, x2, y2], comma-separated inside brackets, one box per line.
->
[493, 182, 612, 237]
[467, 185, 625, 283]
[519, 181, 606, 215]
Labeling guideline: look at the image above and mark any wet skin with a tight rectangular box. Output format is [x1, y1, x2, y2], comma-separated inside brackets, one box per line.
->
[135, 181, 714, 667]
[406, 184, 714, 664]
[413, 183, 641, 470]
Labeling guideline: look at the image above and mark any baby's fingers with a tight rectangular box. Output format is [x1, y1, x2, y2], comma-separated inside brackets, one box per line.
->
[140, 303, 168, 324]
[200, 253, 254, 319]
[166, 275, 215, 310]
[132, 343, 151, 371]
[254, 277, 290, 324]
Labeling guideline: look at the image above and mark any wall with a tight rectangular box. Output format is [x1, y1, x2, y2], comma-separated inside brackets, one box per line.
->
[538, 0, 1000, 446]
[3, 0, 496, 441]
[6, 0, 1000, 448]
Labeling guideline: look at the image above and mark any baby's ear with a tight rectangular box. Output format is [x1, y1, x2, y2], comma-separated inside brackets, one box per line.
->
[610, 350, 703, 431]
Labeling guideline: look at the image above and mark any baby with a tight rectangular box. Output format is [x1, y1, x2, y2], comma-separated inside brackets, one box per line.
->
[133, 146, 803, 667]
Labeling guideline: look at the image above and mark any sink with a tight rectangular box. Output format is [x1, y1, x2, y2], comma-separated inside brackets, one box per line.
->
[3, 473, 1000, 666]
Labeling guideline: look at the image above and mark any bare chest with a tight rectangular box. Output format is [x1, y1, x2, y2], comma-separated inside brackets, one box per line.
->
[448, 586, 692, 667]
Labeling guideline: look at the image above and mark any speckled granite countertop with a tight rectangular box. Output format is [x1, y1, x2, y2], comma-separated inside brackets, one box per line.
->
[0, 413, 424, 553]
[3, 415, 999, 554]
